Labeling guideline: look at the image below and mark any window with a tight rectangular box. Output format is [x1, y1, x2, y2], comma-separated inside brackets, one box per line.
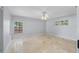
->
[14, 22, 23, 33]
[55, 20, 69, 26]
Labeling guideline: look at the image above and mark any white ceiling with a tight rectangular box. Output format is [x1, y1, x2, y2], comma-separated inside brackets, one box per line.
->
[7, 6, 76, 19]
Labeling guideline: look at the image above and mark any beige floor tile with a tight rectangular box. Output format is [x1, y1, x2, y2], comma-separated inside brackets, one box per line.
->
[8, 35, 76, 53]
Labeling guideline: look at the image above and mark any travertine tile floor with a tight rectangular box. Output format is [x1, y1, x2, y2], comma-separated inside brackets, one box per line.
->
[8, 35, 76, 53]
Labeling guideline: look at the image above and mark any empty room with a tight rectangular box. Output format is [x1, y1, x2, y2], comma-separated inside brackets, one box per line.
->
[0, 6, 77, 53]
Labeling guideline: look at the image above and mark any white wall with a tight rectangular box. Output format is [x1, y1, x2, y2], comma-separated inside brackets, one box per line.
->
[11, 15, 77, 41]
[0, 7, 3, 52]
[11, 16, 45, 38]
[77, 7, 79, 53]
[3, 7, 11, 51]
[77, 7, 79, 39]
[46, 16, 77, 41]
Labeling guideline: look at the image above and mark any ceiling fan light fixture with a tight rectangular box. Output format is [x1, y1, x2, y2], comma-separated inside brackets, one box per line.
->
[41, 11, 48, 20]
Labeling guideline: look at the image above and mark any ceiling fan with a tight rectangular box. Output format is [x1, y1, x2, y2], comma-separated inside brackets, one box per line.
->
[41, 11, 48, 20]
